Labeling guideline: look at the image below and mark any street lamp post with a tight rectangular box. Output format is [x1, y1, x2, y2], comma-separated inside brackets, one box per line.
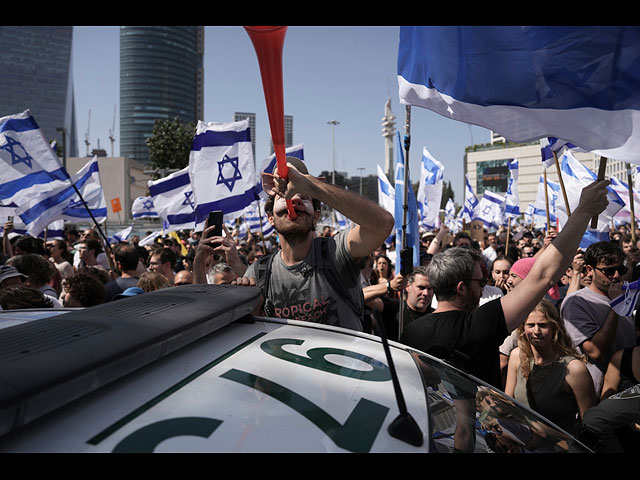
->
[327, 120, 340, 184]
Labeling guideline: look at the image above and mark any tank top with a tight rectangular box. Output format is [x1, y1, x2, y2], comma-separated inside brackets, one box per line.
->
[514, 356, 580, 435]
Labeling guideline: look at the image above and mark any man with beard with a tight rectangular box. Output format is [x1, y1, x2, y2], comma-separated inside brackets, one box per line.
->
[399, 180, 611, 389]
[207, 157, 394, 331]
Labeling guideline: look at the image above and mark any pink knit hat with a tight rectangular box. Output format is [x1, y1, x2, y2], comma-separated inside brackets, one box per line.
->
[510, 257, 560, 299]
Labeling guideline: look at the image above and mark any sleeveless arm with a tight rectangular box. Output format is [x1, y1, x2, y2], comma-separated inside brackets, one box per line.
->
[565, 359, 598, 420]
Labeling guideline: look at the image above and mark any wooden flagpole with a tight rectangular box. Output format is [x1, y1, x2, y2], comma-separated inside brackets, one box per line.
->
[627, 163, 637, 243]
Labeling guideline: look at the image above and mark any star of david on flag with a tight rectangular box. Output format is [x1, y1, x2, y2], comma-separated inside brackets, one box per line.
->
[0, 110, 70, 207]
[131, 196, 159, 219]
[148, 167, 197, 231]
[189, 119, 257, 230]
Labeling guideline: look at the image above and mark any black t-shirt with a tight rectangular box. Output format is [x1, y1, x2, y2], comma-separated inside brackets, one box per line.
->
[378, 296, 433, 341]
[399, 298, 508, 389]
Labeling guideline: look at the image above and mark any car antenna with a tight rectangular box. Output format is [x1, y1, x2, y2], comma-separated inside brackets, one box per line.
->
[374, 316, 424, 447]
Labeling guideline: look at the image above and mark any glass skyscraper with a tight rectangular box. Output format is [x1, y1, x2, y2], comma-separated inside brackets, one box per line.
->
[120, 26, 204, 165]
[0, 26, 78, 158]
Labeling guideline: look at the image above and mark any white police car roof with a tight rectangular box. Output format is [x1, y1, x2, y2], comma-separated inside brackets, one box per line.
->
[0, 284, 592, 453]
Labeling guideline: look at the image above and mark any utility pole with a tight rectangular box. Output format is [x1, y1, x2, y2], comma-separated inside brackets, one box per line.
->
[327, 120, 340, 184]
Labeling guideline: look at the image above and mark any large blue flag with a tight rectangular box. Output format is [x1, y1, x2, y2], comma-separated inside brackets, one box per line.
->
[0, 110, 70, 206]
[394, 132, 419, 273]
[189, 119, 257, 229]
[148, 166, 197, 231]
[398, 26, 640, 163]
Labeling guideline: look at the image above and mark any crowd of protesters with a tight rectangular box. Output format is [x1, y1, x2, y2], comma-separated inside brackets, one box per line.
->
[0, 164, 638, 452]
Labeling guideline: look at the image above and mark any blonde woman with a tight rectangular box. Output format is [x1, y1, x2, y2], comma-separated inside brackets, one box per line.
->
[505, 299, 597, 436]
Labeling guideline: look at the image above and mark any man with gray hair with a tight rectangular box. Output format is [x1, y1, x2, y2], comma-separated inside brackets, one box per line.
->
[400, 180, 611, 389]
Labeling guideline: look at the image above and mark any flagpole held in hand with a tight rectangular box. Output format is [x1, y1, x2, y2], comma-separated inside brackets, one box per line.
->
[244, 26, 296, 220]
[591, 157, 608, 228]
[398, 105, 412, 340]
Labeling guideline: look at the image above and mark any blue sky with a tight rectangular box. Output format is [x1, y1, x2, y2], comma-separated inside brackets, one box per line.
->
[72, 26, 491, 201]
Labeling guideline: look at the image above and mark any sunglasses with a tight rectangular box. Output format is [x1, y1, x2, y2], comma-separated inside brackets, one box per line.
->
[594, 265, 627, 278]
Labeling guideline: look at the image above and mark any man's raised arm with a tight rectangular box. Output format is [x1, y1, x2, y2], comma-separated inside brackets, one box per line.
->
[272, 163, 395, 260]
[501, 180, 610, 332]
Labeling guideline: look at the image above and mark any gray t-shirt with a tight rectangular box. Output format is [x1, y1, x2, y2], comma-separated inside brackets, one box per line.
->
[244, 229, 364, 332]
[560, 286, 636, 395]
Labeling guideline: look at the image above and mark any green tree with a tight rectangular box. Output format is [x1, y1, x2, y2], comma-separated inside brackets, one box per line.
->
[440, 180, 455, 209]
[145, 117, 196, 178]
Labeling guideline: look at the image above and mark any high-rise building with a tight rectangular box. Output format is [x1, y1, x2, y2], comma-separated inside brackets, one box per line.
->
[234, 112, 256, 159]
[0, 26, 78, 158]
[120, 26, 204, 165]
[269, 114, 293, 155]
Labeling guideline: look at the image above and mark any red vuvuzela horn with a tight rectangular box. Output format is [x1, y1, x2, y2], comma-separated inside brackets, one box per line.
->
[244, 26, 297, 220]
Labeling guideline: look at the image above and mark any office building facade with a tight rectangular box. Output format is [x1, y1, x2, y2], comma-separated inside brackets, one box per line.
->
[0, 26, 78, 158]
[120, 26, 204, 165]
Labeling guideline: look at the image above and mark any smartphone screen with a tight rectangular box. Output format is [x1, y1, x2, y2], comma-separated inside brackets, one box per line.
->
[205, 211, 223, 238]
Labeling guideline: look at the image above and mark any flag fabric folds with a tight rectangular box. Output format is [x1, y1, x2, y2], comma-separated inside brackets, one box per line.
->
[15, 157, 106, 237]
[504, 159, 520, 219]
[189, 119, 257, 230]
[416, 147, 444, 230]
[398, 26, 640, 163]
[148, 166, 197, 231]
[533, 176, 561, 229]
[461, 175, 479, 223]
[610, 280, 640, 317]
[131, 196, 159, 219]
[243, 198, 274, 238]
[377, 164, 395, 215]
[610, 175, 640, 223]
[557, 150, 625, 227]
[475, 190, 506, 229]
[394, 132, 419, 272]
[0, 110, 70, 206]
[109, 224, 133, 244]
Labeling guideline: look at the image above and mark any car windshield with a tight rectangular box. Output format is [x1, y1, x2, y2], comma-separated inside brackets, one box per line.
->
[409, 351, 592, 453]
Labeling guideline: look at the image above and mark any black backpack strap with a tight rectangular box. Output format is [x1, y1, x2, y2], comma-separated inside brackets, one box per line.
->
[255, 251, 277, 316]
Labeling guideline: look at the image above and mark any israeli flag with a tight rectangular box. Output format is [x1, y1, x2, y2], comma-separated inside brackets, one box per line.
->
[533, 176, 562, 229]
[505, 159, 520, 219]
[443, 198, 461, 233]
[377, 164, 395, 215]
[475, 191, 506, 229]
[610, 280, 640, 317]
[461, 175, 479, 223]
[399, 26, 640, 164]
[138, 229, 163, 247]
[256, 143, 304, 199]
[0, 110, 71, 206]
[524, 203, 535, 226]
[189, 119, 257, 229]
[394, 132, 419, 272]
[335, 210, 354, 231]
[244, 198, 274, 238]
[610, 175, 640, 223]
[149, 166, 197, 231]
[131, 196, 159, 219]
[15, 157, 107, 237]
[557, 150, 625, 228]
[416, 147, 444, 230]
[109, 224, 133, 244]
